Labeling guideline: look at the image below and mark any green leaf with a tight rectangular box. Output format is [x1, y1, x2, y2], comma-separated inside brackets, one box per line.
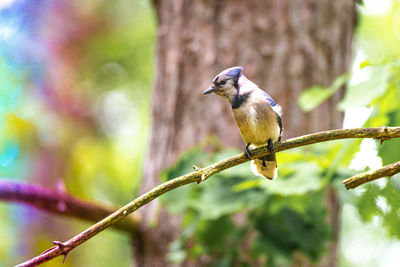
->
[298, 86, 336, 112]
[360, 59, 371, 69]
[298, 73, 349, 112]
[232, 179, 263, 192]
[338, 65, 390, 110]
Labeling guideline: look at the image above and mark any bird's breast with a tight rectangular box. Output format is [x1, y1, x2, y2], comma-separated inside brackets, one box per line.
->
[232, 100, 280, 147]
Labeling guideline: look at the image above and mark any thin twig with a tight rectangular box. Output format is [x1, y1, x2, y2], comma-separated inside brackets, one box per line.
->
[0, 180, 140, 233]
[343, 161, 400, 189]
[15, 127, 400, 267]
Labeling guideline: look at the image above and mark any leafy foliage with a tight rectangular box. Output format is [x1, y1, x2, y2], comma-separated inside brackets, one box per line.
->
[351, 3, 400, 243]
[161, 145, 354, 265]
[249, 192, 330, 264]
[356, 179, 400, 238]
[300, 1, 400, 260]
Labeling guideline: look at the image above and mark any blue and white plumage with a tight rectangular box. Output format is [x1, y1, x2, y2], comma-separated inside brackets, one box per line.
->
[203, 66, 282, 179]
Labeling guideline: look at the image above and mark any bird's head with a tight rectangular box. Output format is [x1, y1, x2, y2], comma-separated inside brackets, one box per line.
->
[203, 66, 243, 101]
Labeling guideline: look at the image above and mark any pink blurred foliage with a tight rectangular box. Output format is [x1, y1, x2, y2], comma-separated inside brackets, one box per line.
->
[18, 0, 109, 186]
[39, 0, 107, 126]
[2, 0, 113, 263]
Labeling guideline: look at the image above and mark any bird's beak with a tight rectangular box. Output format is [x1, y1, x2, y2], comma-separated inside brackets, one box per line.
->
[203, 86, 217, 95]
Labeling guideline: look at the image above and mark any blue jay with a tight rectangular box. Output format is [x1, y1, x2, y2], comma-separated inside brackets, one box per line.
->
[203, 66, 282, 179]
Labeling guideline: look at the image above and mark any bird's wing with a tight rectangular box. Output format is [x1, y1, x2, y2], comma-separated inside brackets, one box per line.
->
[259, 90, 277, 107]
[276, 113, 282, 141]
[259, 89, 283, 140]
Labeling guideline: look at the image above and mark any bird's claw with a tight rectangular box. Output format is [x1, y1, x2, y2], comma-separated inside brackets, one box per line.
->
[244, 143, 252, 159]
[267, 139, 274, 153]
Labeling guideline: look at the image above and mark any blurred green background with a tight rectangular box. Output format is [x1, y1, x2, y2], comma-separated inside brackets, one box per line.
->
[1, 0, 400, 266]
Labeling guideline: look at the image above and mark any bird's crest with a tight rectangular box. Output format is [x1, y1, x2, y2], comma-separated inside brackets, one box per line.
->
[222, 66, 243, 78]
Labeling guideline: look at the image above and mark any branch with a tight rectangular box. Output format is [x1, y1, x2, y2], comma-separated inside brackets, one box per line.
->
[16, 127, 400, 267]
[343, 161, 400, 189]
[0, 180, 140, 233]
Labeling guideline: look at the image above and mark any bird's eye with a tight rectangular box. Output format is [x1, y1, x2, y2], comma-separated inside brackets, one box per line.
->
[220, 80, 226, 85]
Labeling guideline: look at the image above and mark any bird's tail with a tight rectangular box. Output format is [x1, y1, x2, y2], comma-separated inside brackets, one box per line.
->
[250, 153, 277, 180]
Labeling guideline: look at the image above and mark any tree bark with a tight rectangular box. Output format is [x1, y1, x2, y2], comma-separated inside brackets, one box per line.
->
[139, 0, 355, 266]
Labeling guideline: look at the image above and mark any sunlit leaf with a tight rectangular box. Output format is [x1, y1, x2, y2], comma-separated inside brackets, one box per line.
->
[338, 65, 390, 110]
[298, 86, 336, 112]
[298, 73, 349, 112]
[360, 59, 371, 69]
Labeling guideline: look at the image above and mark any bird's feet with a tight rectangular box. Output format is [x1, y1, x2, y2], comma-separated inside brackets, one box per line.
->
[267, 139, 274, 153]
[244, 143, 252, 159]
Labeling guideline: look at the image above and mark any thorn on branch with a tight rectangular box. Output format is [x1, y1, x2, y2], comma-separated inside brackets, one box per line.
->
[200, 169, 212, 183]
[378, 126, 391, 144]
[52, 241, 69, 264]
[192, 165, 200, 171]
[196, 168, 212, 184]
[193, 165, 202, 184]
[377, 136, 391, 144]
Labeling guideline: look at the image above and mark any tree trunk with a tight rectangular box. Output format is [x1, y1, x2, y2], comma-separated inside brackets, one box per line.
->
[138, 0, 355, 266]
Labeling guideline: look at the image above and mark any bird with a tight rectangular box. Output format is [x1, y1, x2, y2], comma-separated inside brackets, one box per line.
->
[203, 66, 282, 179]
